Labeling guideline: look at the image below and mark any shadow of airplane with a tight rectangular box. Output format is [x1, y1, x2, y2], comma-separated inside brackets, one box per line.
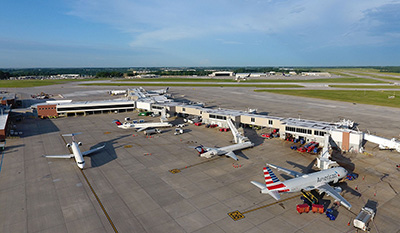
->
[88, 134, 131, 168]
[286, 159, 317, 174]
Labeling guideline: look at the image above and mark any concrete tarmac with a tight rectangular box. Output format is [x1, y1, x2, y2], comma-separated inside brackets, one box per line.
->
[1, 84, 399, 233]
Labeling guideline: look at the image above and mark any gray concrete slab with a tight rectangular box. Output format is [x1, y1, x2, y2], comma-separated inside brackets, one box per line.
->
[175, 210, 213, 233]
[1, 84, 400, 232]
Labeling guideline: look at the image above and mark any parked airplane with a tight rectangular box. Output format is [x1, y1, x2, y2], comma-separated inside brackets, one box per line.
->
[145, 87, 169, 95]
[251, 163, 352, 209]
[113, 119, 172, 131]
[43, 133, 105, 169]
[194, 118, 254, 161]
[108, 89, 127, 96]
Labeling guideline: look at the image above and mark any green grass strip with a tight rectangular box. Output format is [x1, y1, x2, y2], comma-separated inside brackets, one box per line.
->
[81, 83, 304, 88]
[118, 77, 388, 83]
[0, 78, 109, 88]
[329, 85, 400, 89]
[0, 79, 69, 88]
[254, 90, 400, 108]
[346, 72, 400, 81]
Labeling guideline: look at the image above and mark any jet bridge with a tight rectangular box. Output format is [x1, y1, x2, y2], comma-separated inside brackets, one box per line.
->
[364, 133, 400, 152]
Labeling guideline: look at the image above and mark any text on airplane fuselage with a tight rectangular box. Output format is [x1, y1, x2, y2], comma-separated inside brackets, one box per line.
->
[316, 172, 339, 183]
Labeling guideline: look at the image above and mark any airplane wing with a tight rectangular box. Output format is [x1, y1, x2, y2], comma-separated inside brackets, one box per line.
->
[82, 144, 106, 156]
[267, 163, 304, 178]
[136, 127, 149, 132]
[317, 183, 352, 209]
[44, 154, 74, 159]
[225, 151, 239, 161]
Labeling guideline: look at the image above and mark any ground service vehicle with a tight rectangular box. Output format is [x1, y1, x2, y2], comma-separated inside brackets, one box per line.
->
[296, 204, 310, 214]
[312, 204, 324, 214]
[144, 128, 161, 135]
[353, 207, 375, 231]
[138, 111, 153, 116]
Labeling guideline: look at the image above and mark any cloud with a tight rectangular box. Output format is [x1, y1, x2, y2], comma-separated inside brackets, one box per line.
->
[66, 0, 400, 50]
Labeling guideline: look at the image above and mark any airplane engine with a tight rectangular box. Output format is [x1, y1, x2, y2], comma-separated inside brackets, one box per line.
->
[209, 150, 217, 155]
[303, 186, 315, 191]
[333, 178, 339, 183]
[78, 142, 82, 146]
[333, 186, 342, 193]
[66, 143, 71, 148]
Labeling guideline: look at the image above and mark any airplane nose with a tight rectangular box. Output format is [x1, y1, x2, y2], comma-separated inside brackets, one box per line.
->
[78, 163, 85, 169]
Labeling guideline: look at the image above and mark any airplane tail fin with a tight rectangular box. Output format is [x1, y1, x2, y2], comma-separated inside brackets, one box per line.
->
[194, 145, 206, 154]
[62, 132, 82, 137]
[263, 166, 286, 191]
[250, 180, 281, 201]
[113, 120, 122, 126]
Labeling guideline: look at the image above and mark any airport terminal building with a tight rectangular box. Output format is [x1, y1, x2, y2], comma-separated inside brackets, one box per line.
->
[35, 100, 135, 117]
[31, 88, 365, 153]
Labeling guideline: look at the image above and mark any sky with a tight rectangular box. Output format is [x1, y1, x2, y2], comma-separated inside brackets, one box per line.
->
[1, 0, 400, 68]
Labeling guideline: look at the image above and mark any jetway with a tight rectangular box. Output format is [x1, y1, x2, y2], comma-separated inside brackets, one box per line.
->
[315, 134, 339, 170]
[364, 134, 400, 152]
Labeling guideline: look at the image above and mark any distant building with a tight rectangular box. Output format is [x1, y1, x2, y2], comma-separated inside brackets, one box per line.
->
[0, 107, 10, 140]
[60, 74, 80, 79]
[301, 72, 331, 77]
[0, 92, 16, 107]
[209, 71, 234, 77]
[35, 100, 135, 117]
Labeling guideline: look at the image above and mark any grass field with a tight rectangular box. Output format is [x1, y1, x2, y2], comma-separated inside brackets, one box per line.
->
[81, 83, 304, 88]
[329, 85, 400, 89]
[254, 89, 400, 108]
[118, 77, 389, 83]
[0, 78, 107, 88]
[0, 79, 69, 88]
[345, 72, 400, 81]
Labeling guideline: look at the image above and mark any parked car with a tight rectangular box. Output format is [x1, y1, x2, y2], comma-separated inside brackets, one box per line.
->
[138, 111, 153, 116]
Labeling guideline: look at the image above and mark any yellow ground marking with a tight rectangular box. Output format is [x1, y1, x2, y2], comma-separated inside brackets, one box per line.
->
[228, 194, 302, 221]
[80, 169, 119, 233]
[60, 135, 118, 232]
[169, 156, 222, 174]
[228, 211, 245, 221]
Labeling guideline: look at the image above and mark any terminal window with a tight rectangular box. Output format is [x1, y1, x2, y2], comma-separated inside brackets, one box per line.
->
[210, 114, 227, 120]
[251, 118, 255, 123]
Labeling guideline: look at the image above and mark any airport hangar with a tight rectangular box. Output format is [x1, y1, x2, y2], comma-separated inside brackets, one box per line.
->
[34, 95, 363, 153]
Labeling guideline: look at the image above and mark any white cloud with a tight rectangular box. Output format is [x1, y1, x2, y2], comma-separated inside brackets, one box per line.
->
[67, 0, 400, 49]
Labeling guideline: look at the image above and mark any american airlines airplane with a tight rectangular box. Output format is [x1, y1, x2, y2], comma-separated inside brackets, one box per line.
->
[113, 119, 173, 131]
[194, 118, 254, 161]
[251, 163, 352, 209]
[43, 133, 105, 169]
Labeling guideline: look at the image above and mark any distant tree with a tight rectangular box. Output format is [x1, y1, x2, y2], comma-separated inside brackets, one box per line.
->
[95, 71, 123, 78]
[0, 70, 10, 80]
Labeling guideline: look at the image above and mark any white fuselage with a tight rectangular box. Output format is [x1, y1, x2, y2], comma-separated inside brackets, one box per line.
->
[269, 167, 347, 193]
[71, 142, 85, 169]
[118, 122, 172, 130]
[200, 141, 254, 159]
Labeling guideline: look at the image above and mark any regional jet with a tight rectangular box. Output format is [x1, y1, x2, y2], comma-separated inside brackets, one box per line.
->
[43, 133, 105, 169]
[251, 163, 352, 209]
[113, 118, 172, 132]
[194, 118, 254, 161]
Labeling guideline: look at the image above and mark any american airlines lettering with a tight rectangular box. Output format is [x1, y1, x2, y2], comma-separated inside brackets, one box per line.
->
[317, 173, 338, 183]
